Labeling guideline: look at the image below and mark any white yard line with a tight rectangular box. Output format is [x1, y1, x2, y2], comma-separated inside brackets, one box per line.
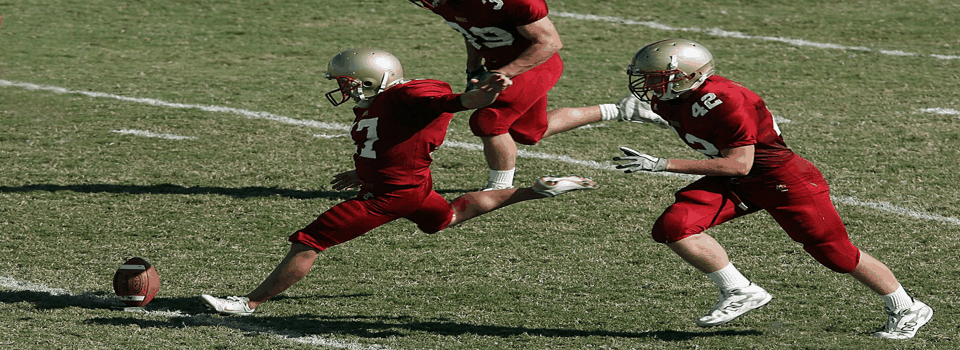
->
[917, 107, 960, 116]
[552, 12, 960, 61]
[1, 11, 958, 350]
[112, 128, 197, 140]
[2, 78, 956, 226]
[832, 196, 960, 226]
[0, 80, 350, 131]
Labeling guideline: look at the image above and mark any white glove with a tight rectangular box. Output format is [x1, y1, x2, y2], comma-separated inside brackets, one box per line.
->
[616, 94, 669, 128]
[613, 146, 668, 173]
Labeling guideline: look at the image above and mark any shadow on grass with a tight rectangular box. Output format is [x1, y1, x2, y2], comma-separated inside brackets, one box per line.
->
[0, 184, 466, 199]
[86, 306, 761, 342]
[250, 314, 764, 340]
[2, 286, 761, 341]
[83, 311, 763, 340]
[0, 289, 367, 315]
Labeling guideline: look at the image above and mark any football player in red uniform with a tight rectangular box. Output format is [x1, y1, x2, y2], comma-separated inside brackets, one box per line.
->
[613, 39, 932, 339]
[410, 0, 662, 190]
[200, 48, 598, 315]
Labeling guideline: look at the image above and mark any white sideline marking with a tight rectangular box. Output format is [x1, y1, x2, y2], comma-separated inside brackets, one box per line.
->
[442, 140, 701, 180]
[0, 80, 350, 131]
[917, 107, 960, 116]
[832, 196, 960, 226]
[0, 276, 394, 350]
[0, 276, 71, 296]
[2, 78, 956, 225]
[773, 116, 791, 124]
[112, 129, 197, 140]
[552, 12, 960, 61]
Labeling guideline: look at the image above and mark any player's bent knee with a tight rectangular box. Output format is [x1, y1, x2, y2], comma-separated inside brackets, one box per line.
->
[803, 240, 860, 273]
[651, 215, 699, 244]
[469, 110, 509, 137]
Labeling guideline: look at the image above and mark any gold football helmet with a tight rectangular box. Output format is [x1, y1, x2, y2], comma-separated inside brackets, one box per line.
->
[627, 39, 715, 102]
[325, 48, 404, 106]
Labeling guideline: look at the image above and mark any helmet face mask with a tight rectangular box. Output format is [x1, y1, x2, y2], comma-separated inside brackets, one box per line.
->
[627, 66, 682, 102]
[627, 39, 715, 102]
[324, 48, 404, 106]
[324, 75, 365, 106]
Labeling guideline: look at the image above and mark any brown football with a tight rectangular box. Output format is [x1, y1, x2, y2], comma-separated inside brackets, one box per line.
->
[112, 257, 160, 307]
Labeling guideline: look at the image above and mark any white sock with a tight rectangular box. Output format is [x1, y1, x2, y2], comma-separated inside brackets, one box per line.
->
[706, 263, 751, 291]
[487, 168, 515, 188]
[599, 103, 619, 121]
[880, 285, 913, 312]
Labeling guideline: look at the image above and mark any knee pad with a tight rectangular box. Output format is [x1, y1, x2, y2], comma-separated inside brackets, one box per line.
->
[803, 240, 860, 273]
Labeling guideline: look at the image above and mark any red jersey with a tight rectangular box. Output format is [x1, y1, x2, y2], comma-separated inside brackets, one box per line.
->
[350, 79, 467, 191]
[429, 0, 549, 69]
[651, 76, 794, 174]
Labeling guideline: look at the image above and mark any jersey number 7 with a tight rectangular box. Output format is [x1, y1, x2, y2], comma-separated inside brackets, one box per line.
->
[353, 118, 379, 159]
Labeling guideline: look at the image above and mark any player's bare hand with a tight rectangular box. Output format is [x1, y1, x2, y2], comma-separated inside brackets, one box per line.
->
[470, 71, 513, 93]
[330, 170, 361, 190]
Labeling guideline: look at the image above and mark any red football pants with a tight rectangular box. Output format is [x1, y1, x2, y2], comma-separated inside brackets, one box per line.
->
[289, 181, 454, 251]
[469, 53, 563, 145]
[652, 156, 860, 273]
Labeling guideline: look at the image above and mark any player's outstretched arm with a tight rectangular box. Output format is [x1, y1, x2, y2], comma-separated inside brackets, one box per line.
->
[459, 73, 513, 109]
[613, 145, 755, 176]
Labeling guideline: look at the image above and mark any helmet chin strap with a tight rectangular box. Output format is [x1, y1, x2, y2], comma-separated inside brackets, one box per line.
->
[354, 74, 405, 104]
[377, 73, 389, 96]
[352, 73, 390, 103]
[659, 55, 682, 101]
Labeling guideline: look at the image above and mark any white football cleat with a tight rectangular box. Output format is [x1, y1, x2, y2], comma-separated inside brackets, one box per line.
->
[616, 94, 669, 128]
[200, 294, 256, 316]
[531, 175, 599, 197]
[873, 300, 933, 339]
[695, 283, 772, 327]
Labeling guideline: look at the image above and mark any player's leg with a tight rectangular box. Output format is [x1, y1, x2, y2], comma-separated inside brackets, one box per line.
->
[759, 158, 932, 339]
[201, 242, 322, 315]
[480, 133, 518, 190]
[772, 201, 933, 339]
[655, 179, 749, 274]
[852, 251, 934, 339]
[653, 178, 771, 327]
[666, 233, 730, 273]
[244, 243, 319, 309]
[442, 175, 599, 228]
[470, 56, 562, 190]
[541, 105, 604, 138]
[541, 96, 666, 138]
[773, 195, 932, 339]
[449, 187, 533, 227]
[848, 251, 899, 295]
[201, 193, 407, 315]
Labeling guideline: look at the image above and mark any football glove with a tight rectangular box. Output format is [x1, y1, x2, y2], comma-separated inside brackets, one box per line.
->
[465, 66, 492, 93]
[613, 146, 668, 173]
[616, 94, 669, 128]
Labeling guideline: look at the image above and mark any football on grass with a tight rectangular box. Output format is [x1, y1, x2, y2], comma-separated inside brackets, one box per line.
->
[112, 257, 160, 307]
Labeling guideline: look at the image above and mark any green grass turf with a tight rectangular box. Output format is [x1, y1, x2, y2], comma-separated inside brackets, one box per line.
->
[1, 1, 958, 349]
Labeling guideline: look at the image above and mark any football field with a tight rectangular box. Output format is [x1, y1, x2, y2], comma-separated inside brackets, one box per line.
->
[1, 1, 958, 349]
